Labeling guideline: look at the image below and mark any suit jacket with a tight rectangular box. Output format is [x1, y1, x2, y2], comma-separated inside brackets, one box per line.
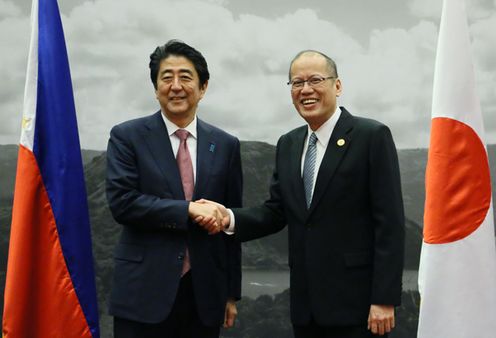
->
[106, 111, 242, 325]
[233, 107, 404, 326]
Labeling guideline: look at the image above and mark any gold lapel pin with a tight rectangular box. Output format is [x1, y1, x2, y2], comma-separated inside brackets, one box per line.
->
[337, 139, 345, 147]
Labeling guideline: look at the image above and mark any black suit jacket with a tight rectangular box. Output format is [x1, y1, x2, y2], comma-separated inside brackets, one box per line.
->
[106, 111, 242, 325]
[234, 108, 404, 326]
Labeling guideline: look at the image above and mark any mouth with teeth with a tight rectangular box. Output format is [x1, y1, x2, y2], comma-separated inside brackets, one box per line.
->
[301, 98, 319, 106]
[169, 96, 186, 101]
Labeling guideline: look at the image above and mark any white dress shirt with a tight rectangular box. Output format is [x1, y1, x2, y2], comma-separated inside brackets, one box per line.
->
[300, 107, 341, 199]
[161, 113, 197, 182]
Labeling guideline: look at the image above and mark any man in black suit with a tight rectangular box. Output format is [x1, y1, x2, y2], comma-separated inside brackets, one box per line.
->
[106, 40, 242, 338]
[199, 50, 404, 338]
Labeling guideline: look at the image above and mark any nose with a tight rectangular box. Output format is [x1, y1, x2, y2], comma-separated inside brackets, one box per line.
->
[171, 76, 182, 90]
[300, 81, 314, 93]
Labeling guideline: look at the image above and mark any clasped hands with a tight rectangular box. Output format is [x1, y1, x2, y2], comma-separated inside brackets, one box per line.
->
[188, 199, 230, 234]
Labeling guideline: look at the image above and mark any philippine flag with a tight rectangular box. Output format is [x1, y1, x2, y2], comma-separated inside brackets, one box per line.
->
[417, 0, 496, 337]
[2, 0, 100, 337]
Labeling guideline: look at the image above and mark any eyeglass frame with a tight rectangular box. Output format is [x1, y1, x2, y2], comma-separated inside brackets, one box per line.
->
[287, 75, 336, 90]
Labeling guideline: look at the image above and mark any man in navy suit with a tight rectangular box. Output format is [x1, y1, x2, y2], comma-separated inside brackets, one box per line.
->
[106, 40, 242, 338]
[199, 50, 404, 338]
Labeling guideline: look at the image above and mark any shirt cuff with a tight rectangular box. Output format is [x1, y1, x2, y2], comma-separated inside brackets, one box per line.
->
[224, 209, 236, 235]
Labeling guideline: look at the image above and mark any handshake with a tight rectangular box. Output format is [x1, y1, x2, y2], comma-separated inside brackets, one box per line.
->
[188, 199, 231, 235]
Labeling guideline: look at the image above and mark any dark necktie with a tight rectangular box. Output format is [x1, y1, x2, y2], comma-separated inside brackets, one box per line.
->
[303, 132, 318, 208]
[174, 129, 193, 275]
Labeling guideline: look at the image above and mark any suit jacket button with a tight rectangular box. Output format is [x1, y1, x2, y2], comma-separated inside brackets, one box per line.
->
[178, 254, 184, 260]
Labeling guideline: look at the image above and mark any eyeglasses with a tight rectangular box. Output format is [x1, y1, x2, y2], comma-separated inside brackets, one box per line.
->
[287, 76, 335, 90]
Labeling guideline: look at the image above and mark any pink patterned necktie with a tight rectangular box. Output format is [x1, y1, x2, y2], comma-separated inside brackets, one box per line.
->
[175, 129, 194, 276]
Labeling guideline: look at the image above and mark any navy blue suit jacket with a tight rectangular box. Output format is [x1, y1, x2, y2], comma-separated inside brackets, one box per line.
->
[106, 111, 242, 325]
[233, 108, 404, 326]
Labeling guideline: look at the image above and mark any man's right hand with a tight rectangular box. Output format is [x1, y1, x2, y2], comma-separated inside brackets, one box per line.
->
[194, 199, 230, 233]
[188, 201, 224, 234]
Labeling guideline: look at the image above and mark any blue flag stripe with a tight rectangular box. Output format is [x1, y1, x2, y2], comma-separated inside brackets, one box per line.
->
[33, 0, 100, 336]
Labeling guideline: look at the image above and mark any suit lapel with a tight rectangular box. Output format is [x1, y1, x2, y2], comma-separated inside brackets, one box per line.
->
[308, 109, 354, 215]
[142, 111, 184, 199]
[194, 119, 215, 199]
[289, 126, 309, 213]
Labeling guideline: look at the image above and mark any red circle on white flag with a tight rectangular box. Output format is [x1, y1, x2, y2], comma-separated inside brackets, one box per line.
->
[424, 117, 491, 244]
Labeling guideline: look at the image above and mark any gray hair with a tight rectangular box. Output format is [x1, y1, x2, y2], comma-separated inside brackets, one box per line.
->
[288, 50, 338, 80]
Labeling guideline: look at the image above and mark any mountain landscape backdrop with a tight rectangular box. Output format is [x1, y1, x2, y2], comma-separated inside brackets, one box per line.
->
[1, 142, 496, 337]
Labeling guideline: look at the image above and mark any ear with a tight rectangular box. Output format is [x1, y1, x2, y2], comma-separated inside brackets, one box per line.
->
[199, 80, 209, 100]
[335, 78, 342, 97]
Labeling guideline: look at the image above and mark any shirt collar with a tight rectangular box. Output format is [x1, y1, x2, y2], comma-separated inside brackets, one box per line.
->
[307, 106, 341, 147]
[161, 112, 198, 139]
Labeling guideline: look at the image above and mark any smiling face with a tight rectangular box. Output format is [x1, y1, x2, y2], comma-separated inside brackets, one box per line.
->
[155, 55, 208, 127]
[289, 53, 342, 130]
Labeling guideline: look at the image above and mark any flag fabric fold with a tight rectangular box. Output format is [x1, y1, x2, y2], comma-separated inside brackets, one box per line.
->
[418, 0, 496, 337]
[2, 0, 100, 337]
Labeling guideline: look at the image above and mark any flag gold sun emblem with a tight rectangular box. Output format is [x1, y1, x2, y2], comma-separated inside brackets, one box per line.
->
[21, 117, 32, 129]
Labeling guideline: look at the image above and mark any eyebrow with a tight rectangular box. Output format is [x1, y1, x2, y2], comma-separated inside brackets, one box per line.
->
[160, 69, 194, 76]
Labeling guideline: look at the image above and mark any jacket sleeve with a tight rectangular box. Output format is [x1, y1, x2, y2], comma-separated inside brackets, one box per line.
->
[368, 125, 405, 305]
[106, 124, 190, 231]
[233, 136, 287, 242]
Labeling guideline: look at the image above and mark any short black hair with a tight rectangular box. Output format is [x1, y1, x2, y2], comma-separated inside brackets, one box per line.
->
[288, 50, 338, 80]
[149, 39, 210, 90]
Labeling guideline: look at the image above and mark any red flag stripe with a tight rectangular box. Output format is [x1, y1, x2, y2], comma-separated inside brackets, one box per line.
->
[3, 145, 92, 337]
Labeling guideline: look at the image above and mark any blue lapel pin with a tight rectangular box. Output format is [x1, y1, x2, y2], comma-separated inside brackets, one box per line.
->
[209, 143, 215, 153]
